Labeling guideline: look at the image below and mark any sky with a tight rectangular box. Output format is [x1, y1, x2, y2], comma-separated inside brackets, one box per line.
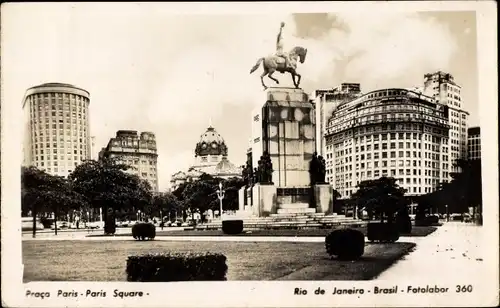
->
[2, 4, 478, 191]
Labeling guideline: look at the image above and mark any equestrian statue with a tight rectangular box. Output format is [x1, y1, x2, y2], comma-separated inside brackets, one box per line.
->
[249, 22, 308, 90]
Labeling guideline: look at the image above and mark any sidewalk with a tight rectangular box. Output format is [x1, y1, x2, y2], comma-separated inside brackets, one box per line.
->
[377, 222, 488, 281]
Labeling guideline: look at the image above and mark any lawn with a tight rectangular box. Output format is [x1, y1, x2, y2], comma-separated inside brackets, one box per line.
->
[23, 240, 415, 282]
[87, 225, 437, 238]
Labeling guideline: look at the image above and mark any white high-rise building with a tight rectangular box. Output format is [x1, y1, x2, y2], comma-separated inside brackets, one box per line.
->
[312, 83, 362, 158]
[22, 83, 91, 178]
[423, 71, 469, 178]
[324, 88, 450, 198]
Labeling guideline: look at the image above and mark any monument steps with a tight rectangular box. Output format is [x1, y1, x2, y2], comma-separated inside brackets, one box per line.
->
[277, 208, 316, 214]
[199, 213, 365, 231]
[278, 203, 310, 209]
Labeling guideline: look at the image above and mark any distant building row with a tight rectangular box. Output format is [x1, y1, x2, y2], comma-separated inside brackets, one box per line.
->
[21, 83, 159, 192]
[312, 71, 480, 199]
[21, 72, 481, 196]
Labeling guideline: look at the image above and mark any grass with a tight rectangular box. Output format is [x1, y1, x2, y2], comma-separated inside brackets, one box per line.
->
[87, 225, 437, 238]
[23, 240, 415, 282]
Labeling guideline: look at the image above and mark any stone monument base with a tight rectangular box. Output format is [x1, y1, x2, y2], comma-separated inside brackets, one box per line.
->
[251, 183, 277, 217]
[313, 184, 334, 214]
[238, 187, 245, 211]
[237, 183, 335, 217]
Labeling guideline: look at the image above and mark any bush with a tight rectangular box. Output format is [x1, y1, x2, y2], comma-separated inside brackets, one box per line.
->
[367, 223, 400, 243]
[132, 223, 156, 240]
[126, 252, 228, 282]
[104, 218, 116, 235]
[222, 220, 243, 234]
[415, 215, 440, 226]
[40, 217, 54, 228]
[427, 215, 439, 224]
[396, 214, 412, 234]
[325, 228, 365, 260]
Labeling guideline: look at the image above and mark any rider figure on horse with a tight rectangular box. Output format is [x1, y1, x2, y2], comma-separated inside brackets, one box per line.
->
[276, 22, 291, 71]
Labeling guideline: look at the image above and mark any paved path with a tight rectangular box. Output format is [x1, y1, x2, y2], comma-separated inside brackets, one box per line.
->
[377, 222, 487, 280]
[376, 222, 497, 306]
[23, 229, 420, 243]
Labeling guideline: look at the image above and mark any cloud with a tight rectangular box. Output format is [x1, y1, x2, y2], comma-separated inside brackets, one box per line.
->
[330, 12, 458, 87]
[3, 5, 459, 190]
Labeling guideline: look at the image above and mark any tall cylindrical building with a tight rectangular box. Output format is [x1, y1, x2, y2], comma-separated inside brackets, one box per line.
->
[325, 88, 450, 199]
[22, 83, 91, 178]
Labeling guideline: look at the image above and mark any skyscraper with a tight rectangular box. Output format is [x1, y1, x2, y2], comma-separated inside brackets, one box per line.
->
[423, 71, 469, 178]
[324, 88, 450, 198]
[312, 83, 362, 159]
[467, 126, 481, 160]
[22, 83, 91, 178]
[99, 130, 159, 192]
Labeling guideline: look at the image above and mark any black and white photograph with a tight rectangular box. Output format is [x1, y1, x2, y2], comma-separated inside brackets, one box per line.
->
[1, 2, 498, 307]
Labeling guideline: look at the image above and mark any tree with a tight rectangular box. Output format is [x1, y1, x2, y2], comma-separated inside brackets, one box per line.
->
[418, 159, 482, 223]
[172, 174, 246, 222]
[221, 177, 245, 211]
[152, 192, 180, 222]
[21, 166, 86, 236]
[22, 166, 56, 237]
[182, 180, 218, 223]
[68, 158, 153, 233]
[451, 159, 482, 216]
[352, 177, 407, 223]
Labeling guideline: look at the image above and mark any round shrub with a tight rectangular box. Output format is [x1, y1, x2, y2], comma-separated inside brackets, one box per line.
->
[132, 223, 156, 240]
[427, 215, 439, 224]
[222, 220, 243, 235]
[415, 215, 440, 226]
[396, 214, 412, 234]
[325, 228, 365, 260]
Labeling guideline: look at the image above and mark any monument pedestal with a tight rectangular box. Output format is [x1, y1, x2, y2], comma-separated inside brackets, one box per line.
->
[238, 187, 245, 211]
[251, 87, 315, 188]
[241, 87, 321, 217]
[313, 184, 334, 214]
[251, 183, 277, 217]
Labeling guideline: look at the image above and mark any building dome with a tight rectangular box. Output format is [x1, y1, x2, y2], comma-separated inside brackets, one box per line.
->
[195, 126, 228, 157]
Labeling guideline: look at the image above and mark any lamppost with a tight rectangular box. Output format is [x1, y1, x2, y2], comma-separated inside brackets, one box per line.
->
[137, 210, 141, 222]
[216, 182, 225, 220]
[445, 204, 449, 222]
[160, 209, 163, 230]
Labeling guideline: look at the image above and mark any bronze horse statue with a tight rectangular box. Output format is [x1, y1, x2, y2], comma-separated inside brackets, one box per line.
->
[249, 46, 308, 90]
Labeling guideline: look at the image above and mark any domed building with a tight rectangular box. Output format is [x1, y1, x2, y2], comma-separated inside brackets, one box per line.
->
[170, 126, 242, 190]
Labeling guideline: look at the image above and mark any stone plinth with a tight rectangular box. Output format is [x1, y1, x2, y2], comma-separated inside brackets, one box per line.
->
[313, 184, 334, 214]
[251, 183, 277, 217]
[238, 187, 245, 211]
[251, 87, 315, 187]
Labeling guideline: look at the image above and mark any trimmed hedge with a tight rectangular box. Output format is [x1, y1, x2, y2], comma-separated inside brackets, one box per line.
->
[396, 215, 412, 234]
[415, 215, 440, 226]
[427, 215, 439, 224]
[367, 223, 400, 243]
[222, 220, 243, 234]
[132, 223, 156, 240]
[126, 252, 228, 282]
[325, 228, 365, 260]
